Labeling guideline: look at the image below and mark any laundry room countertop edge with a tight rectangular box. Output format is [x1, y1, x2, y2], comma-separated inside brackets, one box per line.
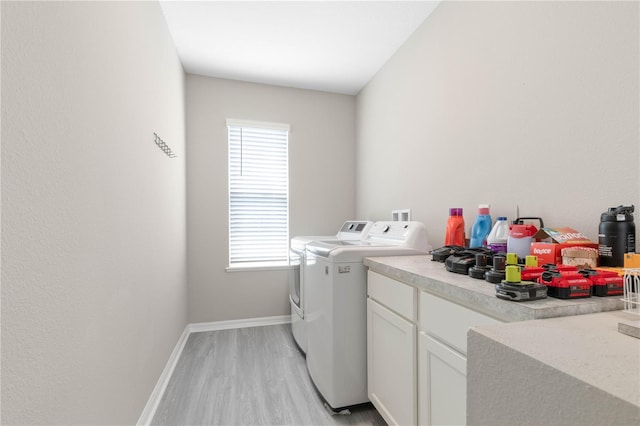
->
[363, 255, 625, 322]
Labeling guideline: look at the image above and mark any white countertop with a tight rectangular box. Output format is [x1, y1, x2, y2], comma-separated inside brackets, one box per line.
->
[364, 255, 625, 322]
[470, 310, 640, 408]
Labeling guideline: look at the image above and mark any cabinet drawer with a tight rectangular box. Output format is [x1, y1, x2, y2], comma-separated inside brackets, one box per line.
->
[419, 291, 501, 354]
[368, 271, 415, 321]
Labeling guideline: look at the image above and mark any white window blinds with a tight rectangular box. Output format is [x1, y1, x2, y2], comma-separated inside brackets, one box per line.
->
[227, 119, 290, 266]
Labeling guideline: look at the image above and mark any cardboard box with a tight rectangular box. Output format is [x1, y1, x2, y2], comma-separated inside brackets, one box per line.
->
[530, 227, 598, 266]
[561, 246, 598, 269]
[624, 253, 640, 268]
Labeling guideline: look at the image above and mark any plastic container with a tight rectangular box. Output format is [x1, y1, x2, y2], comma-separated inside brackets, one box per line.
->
[444, 208, 465, 246]
[486, 216, 509, 254]
[507, 224, 538, 260]
[598, 205, 636, 267]
[469, 204, 492, 248]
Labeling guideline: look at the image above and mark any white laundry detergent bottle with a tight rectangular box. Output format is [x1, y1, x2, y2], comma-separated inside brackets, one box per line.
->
[486, 216, 509, 254]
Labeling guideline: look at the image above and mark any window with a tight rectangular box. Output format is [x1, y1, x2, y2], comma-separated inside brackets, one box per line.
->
[227, 119, 290, 269]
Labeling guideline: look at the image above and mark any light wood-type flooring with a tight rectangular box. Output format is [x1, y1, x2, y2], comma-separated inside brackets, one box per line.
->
[151, 323, 386, 426]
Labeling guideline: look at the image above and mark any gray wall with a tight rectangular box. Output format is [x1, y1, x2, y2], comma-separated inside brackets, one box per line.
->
[1, 2, 187, 424]
[356, 1, 639, 248]
[186, 75, 356, 323]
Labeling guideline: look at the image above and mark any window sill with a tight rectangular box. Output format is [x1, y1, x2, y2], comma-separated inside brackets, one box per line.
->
[226, 261, 292, 273]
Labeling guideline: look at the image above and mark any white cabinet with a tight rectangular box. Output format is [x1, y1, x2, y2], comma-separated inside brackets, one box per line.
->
[367, 271, 417, 426]
[367, 271, 505, 426]
[418, 291, 502, 426]
[418, 332, 466, 426]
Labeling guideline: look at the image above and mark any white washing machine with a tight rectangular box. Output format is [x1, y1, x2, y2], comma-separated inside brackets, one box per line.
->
[304, 221, 431, 409]
[289, 221, 373, 354]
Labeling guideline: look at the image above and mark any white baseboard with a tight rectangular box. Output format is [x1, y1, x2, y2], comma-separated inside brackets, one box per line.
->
[137, 325, 190, 426]
[188, 314, 291, 333]
[137, 314, 291, 425]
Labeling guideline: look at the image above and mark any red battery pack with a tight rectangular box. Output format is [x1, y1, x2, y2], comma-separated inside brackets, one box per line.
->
[521, 266, 545, 282]
[581, 269, 624, 296]
[538, 271, 592, 299]
[542, 264, 578, 273]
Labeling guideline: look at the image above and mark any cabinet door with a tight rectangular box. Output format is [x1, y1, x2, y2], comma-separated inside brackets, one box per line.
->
[367, 299, 416, 426]
[418, 331, 467, 426]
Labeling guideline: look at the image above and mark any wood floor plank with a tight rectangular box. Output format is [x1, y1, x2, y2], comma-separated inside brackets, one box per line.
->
[151, 324, 386, 426]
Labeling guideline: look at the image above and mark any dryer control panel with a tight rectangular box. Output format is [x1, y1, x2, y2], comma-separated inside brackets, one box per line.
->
[336, 221, 373, 239]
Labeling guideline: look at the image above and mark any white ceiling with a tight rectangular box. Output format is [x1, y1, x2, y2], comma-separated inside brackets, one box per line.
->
[159, 1, 440, 95]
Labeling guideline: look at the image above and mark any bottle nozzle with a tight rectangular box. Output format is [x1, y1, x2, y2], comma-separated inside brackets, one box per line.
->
[609, 205, 635, 215]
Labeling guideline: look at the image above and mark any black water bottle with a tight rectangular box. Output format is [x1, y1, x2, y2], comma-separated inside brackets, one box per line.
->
[598, 205, 636, 267]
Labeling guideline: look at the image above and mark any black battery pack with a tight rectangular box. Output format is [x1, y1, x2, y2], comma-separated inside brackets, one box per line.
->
[469, 253, 491, 279]
[431, 245, 466, 262]
[445, 248, 495, 275]
[495, 281, 548, 301]
[485, 256, 506, 284]
[445, 254, 476, 274]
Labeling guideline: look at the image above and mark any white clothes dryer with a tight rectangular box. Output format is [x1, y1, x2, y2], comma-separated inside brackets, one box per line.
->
[289, 221, 372, 353]
[304, 221, 431, 409]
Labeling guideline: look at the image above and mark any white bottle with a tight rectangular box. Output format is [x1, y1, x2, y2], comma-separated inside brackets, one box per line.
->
[487, 216, 509, 254]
